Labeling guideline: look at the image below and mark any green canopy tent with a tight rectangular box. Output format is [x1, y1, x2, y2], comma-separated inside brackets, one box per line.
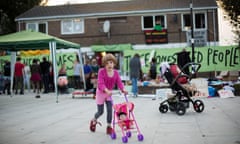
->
[0, 30, 84, 102]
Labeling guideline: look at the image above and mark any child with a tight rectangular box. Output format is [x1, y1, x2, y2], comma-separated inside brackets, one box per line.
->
[89, 53, 128, 135]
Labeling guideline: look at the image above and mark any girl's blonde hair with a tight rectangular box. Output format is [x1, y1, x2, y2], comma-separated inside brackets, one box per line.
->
[102, 53, 117, 66]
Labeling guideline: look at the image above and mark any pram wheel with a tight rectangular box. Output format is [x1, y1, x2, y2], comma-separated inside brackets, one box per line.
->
[111, 132, 116, 139]
[126, 131, 131, 137]
[137, 134, 144, 141]
[159, 104, 168, 113]
[193, 100, 204, 113]
[168, 101, 177, 112]
[176, 102, 186, 115]
[122, 136, 128, 143]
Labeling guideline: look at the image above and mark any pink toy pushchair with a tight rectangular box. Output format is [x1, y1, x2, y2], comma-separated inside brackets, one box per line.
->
[110, 94, 144, 143]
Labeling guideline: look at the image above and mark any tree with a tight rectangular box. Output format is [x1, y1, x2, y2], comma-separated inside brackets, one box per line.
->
[217, 0, 240, 45]
[0, 0, 44, 35]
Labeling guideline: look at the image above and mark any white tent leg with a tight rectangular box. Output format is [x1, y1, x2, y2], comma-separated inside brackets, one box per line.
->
[49, 42, 58, 103]
[78, 49, 86, 90]
[10, 52, 16, 97]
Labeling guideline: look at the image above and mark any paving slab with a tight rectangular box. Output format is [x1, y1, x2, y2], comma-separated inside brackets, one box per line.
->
[0, 92, 240, 144]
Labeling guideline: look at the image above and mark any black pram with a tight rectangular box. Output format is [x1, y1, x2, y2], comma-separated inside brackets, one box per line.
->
[159, 62, 204, 115]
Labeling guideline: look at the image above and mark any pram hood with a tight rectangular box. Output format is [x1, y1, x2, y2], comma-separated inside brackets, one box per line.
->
[113, 102, 134, 116]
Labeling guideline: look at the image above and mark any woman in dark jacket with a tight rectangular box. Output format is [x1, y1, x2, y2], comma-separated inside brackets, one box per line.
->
[129, 53, 142, 97]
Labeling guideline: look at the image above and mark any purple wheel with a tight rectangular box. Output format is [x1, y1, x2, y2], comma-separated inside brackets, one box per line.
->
[126, 131, 131, 137]
[137, 134, 144, 141]
[111, 132, 116, 139]
[122, 136, 128, 143]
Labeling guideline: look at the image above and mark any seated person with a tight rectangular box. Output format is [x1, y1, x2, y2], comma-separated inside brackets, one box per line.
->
[85, 72, 97, 93]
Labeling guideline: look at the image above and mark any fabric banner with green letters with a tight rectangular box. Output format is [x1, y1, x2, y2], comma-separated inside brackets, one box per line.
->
[123, 46, 240, 73]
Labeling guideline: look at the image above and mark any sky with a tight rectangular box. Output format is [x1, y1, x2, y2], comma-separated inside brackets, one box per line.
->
[47, 0, 126, 5]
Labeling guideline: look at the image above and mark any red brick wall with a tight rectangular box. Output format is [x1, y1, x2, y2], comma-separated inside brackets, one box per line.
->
[17, 11, 218, 47]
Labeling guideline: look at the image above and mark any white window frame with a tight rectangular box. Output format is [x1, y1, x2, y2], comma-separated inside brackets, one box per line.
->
[61, 18, 84, 35]
[181, 11, 207, 31]
[141, 15, 167, 30]
[26, 22, 48, 33]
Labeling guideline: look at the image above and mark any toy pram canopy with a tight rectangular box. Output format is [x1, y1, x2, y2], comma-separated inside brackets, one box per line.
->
[113, 102, 134, 115]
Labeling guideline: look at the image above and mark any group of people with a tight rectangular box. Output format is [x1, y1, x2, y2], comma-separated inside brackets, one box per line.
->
[129, 48, 191, 97]
[129, 54, 159, 97]
[0, 56, 54, 95]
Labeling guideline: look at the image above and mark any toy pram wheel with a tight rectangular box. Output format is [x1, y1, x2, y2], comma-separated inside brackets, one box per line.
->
[126, 131, 131, 137]
[111, 132, 116, 139]
[193, 100, 204, 113]
[122, 136, 128, 143]
[159, 104, 168, 113]
[176, 102, 186, 116]
[137, 134, 144, 141]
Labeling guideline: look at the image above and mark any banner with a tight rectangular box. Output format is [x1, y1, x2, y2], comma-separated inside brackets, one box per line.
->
[0, 46, 239, 76]
[124, 46, 240, 73]
[0, 52, 77, 76]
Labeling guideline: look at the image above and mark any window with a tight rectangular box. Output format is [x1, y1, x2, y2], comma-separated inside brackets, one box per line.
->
[39, 23, 47, 33]
[182, 14, 191, 29]
[26, 22, 47, 33]
[195, 13, 205, 29]
[61, 18, 84, 34]
[182, 12, 207, 31]
[142, 15, 166, 30]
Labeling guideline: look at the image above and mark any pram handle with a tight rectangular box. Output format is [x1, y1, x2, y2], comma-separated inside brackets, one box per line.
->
[179, 62, 201, 77]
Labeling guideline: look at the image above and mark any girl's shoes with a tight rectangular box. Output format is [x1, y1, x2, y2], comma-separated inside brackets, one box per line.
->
[90, 120, 101, 132]
[106, 126, 114, 135]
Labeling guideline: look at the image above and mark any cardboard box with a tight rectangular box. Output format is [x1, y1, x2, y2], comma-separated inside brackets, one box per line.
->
[219, 71, 239, 81]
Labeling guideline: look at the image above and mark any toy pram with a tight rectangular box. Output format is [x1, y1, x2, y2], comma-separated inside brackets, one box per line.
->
[110, 94, 144, 143]
[159, 62, 204, 115]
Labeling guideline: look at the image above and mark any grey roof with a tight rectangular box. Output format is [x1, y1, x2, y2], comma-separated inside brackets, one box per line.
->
[16, 0, 217, 21]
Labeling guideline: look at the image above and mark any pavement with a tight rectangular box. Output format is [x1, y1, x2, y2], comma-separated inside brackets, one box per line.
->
[0, 92, 240, 144]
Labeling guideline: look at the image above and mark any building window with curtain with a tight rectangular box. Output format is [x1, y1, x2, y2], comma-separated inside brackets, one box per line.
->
[61, 18, 84, 34]
[183, 12, 207, 46]
[142, 15, 166, 30]
[182, 12, 207, 31]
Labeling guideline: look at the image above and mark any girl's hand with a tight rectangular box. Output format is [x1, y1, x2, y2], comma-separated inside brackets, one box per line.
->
[105, 89, 112, 96]
[122, 90, 128, 95]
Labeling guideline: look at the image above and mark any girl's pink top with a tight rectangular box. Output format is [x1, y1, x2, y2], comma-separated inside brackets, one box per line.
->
[96, 68, 124, 104]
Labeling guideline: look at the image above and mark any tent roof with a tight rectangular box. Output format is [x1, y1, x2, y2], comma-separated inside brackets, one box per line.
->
[0, 30, 80, 51]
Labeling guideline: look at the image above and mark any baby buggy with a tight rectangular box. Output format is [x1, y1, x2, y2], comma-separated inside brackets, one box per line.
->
[110, 94, 144, 143]
[159, 62, 204, 116]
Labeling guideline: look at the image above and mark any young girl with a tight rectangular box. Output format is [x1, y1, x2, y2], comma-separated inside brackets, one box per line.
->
[90, 53, 127, 135]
